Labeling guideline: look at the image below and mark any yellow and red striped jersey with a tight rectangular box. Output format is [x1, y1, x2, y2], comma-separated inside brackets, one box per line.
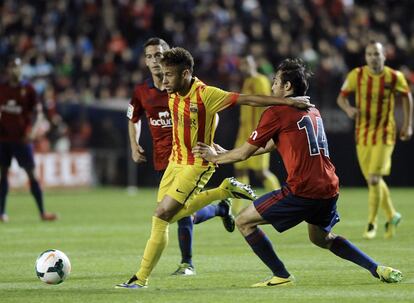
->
[169, 77, 238, 166]
[236, 74, 271, 145]
[340, 65, 410, 145]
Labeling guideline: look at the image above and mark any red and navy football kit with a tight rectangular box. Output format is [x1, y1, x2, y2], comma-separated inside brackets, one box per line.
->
[0, 81, 37, 169]
[127, 78, 172, 172]
[248, 106, 340, 232]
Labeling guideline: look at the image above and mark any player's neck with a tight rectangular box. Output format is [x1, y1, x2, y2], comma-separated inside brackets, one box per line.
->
[368, 65, 384, 75]
[152, 74, 164, 90]
[177, 77, 194, 96]
[284, 91, 295, 98]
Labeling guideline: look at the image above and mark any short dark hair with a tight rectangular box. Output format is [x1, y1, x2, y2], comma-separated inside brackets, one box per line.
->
[143, 37, 170, 51]
[276, 58, 312, 95]
[160, 47, 194, 73]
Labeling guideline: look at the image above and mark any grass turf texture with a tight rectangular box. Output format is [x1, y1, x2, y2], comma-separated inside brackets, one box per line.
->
[0, 187, 413, 303]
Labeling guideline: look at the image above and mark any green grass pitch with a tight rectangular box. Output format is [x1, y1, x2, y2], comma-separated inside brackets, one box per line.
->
[0, 187, 413, 303]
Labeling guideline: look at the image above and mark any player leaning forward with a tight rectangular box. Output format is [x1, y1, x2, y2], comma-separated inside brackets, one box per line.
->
[116, 48, 312, 289]
[193, 58, 402, 286]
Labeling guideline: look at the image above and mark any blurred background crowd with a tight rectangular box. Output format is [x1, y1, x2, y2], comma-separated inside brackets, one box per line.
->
[2, 0, 414, 103]
[1, 0, 413, 185]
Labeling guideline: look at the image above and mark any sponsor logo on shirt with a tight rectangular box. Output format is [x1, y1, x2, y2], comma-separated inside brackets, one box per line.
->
[0, 100, 23, 114]
[150, 110, 172, 128]
[126, 104, 134, 119]
[250, 131, 258, 140]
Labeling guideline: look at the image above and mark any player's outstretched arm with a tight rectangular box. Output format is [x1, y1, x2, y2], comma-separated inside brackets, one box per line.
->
[128, 120, 146, 163]
[399, 92, 413, 141]
[192, 142, 259, 164]
[251, 139, 276, 156]
[236, 94, 313, 109]
[337, 93, 358, 119]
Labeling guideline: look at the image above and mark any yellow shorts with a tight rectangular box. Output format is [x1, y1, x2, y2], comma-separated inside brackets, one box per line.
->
[157, 163, 215, 204]
[356, 144, 394, 178]
[234, 153, 270, 171]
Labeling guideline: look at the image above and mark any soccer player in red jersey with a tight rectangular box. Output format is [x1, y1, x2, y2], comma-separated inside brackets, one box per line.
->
[127, 38, 235, 275]
[0, 58, 57, 223]
[193, 58, 402, 286]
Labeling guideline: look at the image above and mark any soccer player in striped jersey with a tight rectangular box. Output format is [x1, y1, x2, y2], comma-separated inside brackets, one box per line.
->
[337, 41, 413, 239]
[193, 58, 402, 286]
[127, 38, 236, 276]
[233, 55, 281, 214]
[116, 48, 312, 289]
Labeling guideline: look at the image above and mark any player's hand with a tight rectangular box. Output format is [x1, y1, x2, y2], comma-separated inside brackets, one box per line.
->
[131, 144, 147, 163]
[212, 143, 228, 154]
[345, 107, 359, 119]
[399, 125, 413, 141]
[192, 142, 218, 162]
[289, 96, 314, 109]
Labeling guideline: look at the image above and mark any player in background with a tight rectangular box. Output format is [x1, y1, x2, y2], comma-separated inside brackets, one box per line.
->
[0, 57, 57, 222]
[193, 58, 403, 287]
[337, 41, 413, 239]
[127, 38, 235, 276]
[232, 55, 281, 214]
[116, 47, 312, 289]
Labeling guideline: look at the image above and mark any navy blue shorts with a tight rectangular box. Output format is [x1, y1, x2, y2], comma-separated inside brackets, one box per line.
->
[254, 187, 340, 233]
[0, 142, 35, 169]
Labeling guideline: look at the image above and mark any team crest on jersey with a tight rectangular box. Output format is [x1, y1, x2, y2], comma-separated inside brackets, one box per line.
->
[127, 104, 134, 119]
[189, 104, 198, 113]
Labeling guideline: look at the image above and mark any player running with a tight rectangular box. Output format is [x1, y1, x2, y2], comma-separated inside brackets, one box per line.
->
[193, 58, 402, 286]
[116, 47, 311, 289]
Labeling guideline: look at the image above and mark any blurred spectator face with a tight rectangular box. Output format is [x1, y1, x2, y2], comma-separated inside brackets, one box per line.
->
[162, 65, 187, 94]
[365, 42, 385, 72]
[144, 45, 165, 76]
[6, 58, 22, 83]
[239, 55, 256, 76]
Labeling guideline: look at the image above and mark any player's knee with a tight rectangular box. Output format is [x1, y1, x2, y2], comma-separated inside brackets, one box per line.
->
[368, 175, 381, 185]
[235, 213, 254, 236]
[309, 232, 331, 249]
[154, 207, 174, 222]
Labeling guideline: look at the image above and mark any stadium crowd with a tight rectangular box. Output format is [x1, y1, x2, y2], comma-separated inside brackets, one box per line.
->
[1, 0, 414, 108]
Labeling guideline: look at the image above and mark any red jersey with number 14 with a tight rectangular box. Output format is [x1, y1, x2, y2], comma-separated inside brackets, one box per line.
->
[127, 78, 172, 171]
[248, 106, 339, 199]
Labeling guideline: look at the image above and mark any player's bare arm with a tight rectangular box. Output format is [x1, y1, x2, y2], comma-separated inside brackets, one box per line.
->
[236, 94, 313, 109]
[337, 94, 358, 119]
[251, 139, 276, 156]
[192, 141, 259, 164]
[398, 91, 413, 141]
[128, 120, 146, 163]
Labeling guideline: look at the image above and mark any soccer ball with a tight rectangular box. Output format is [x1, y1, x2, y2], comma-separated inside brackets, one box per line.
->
[35, 249, 71, 284]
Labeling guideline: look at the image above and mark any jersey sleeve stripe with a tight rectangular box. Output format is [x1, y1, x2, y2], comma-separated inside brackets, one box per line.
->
[382, 71, 397, 144]
[355, 67, 364, 144]
[173, 95, 182, 164]
[372, 75, 385, 145]
[362, 75, 373, 145]
[183, 97, 194, 165]
[196, 87, 208, 166]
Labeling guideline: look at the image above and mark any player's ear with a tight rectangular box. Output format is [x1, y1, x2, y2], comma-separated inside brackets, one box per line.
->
[284, 81, 292, 91]
[182, 69, 190, 78]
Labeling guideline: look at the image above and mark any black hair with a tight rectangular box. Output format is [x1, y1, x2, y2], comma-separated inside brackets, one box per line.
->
[143, 37, 170, 51]
[276, 58, 312, 95]
[160, 47, 194, 74]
